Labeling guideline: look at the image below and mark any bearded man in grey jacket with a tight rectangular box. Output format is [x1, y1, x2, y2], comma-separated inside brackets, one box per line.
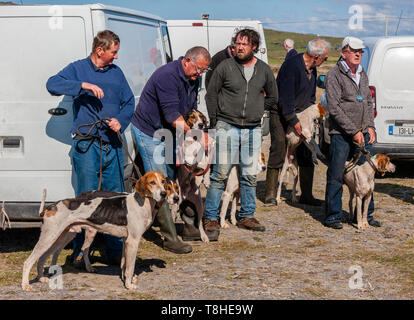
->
[324, 36, 381, 229]
[204, 28, 278, 236]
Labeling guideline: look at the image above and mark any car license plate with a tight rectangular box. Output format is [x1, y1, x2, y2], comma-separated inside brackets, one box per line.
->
[389, 125, 414, 136]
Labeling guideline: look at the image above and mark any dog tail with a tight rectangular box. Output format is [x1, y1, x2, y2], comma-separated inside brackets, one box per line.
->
[39, 188, 47, 216]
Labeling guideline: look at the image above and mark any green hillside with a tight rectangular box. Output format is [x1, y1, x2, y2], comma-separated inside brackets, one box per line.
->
[264, 28, 343, 65]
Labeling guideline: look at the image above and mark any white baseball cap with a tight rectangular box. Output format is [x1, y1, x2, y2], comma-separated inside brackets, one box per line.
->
[341, 36, 365, 50]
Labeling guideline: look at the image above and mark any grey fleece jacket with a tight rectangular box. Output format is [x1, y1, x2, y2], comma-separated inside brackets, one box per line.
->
[205, 57, 278, 128]
[325, 60, 375, 136]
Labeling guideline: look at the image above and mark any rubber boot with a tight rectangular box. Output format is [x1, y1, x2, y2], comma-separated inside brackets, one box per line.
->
[180, 201, 219, 241]
[264, 168, 280, 205]
[156, 204, 192, 254]
[298, 166, 323, 206]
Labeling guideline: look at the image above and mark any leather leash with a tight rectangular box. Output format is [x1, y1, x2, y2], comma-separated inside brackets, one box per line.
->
[75, 118, 142, 191]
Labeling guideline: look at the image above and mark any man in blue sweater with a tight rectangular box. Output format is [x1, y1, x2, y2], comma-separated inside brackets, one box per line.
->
[46, 30, 135, 266]
[265, 39, 330, 206]
[131, 46, 213, 254]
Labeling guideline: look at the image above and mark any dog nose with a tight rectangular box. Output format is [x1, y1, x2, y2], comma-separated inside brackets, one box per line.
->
[174, 196, 179, 203]
[161, 191, 167, 198]
[198, 123, 204, 130]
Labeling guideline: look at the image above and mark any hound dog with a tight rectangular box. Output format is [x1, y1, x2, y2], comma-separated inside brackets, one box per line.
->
[175, 109, 212, 242]
[166, 177, 181, 222]
[219, 151, 267, 228]
[343, 153, 395, 230]
[276, 104, 327, 205]
[184, 109, 211, 189]
[45, 175, 181, 274]
[22, 171, 167, 291]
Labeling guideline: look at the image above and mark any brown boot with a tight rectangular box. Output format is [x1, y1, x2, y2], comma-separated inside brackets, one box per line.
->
[236, 217, 266, 232]
[298, 166, 323, 206]
[264, 168, 279, 205]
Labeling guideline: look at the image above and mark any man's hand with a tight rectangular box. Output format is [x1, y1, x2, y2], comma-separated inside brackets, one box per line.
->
[293, 121, 303, 137]
[106, 118, 121, 132]
[353, 131, 364, 146]
[82, 82, 104, 99]
[368, 127, 376, 144]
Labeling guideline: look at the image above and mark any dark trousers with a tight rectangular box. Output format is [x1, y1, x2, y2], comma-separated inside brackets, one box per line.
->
[324, 133, 375, 224]
[267, 111, 314, 169]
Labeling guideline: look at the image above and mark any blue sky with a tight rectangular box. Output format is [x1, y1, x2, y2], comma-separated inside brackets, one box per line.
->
[14, 0, 414, 37]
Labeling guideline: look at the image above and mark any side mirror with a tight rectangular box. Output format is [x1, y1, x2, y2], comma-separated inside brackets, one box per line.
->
[317, 75, 326, 89]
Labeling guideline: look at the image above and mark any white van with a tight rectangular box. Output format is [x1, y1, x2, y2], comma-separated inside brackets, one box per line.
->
[318, 36, 414, 160]
[0, 4, 172, 227]
[167, 19, 268, 121]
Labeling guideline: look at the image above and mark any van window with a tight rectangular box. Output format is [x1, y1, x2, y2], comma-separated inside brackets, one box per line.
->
[107, 18, 164, 97]
[381, 47, 414, 92]
[360, 46, 371, 71]
[0, 17, 86, 101]
[161, 24, 172, 63]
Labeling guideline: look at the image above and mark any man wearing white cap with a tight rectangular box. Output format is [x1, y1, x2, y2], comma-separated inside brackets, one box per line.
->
[324, 36, 380, 229]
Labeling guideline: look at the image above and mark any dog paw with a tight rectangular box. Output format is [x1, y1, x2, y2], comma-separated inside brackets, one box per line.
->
[125, 282, 138, 290]
[201, 233, 210, 243]
[220, 221, 229, 229]
[86, 267, 97, 273]
[276, 198, 282, 205]
[22, 283, 33, 292]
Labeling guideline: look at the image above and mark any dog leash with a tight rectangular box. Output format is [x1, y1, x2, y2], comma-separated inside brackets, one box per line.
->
[343, 142, 386, 176]
[76, 118, 142, 191]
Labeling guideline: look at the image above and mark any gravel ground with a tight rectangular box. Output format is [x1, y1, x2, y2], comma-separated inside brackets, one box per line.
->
[0, 135, 413, 300]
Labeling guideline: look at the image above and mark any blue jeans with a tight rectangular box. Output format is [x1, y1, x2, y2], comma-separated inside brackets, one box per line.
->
[204, 121, 262, 221]
[131, 125, 175, 179]
[324, 133, 375, 225]
[70, 138, 124, 259]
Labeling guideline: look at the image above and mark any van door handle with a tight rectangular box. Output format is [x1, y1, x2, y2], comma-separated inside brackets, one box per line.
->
[48, 108, 67, 116]
[3, 138, 20, 148]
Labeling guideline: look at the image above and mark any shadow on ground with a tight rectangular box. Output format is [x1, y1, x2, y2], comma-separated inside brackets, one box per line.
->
[375, 182, 414, 205]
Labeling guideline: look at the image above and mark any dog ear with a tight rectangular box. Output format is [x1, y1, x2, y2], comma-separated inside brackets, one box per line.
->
[318, 104, 327, 117]
[135, 174, 148, 197]
[376, 154, 388, 172]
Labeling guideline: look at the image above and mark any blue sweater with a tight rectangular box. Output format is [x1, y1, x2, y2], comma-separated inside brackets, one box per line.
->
[276, 53, 316, 126]
[131, 57, 199, 137]
[46, 56, 135, 145]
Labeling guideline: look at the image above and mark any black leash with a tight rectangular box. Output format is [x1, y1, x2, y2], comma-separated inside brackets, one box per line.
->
[75, 118, 142, 191]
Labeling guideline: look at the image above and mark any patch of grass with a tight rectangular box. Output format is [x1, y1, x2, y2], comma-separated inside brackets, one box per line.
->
[122, 291, 156, 300]
[264, 28, 342, 65]
[350, 246, 414, 295]
[304, 240, 328, 248]
[303, 286, 330, 297]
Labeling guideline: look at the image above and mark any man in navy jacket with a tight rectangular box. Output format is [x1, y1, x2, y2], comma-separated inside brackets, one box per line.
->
[283, 38, 298, 60]
[265, 39, 330, 206]
[131, 47, 213, 253]
[46, 30, 135, 267]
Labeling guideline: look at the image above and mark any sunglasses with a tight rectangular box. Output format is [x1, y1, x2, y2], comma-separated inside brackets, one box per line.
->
[344, 48, 364, 54]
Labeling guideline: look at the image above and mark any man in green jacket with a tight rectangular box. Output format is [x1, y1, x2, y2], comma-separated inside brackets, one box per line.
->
[204, 28, 278, 236]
